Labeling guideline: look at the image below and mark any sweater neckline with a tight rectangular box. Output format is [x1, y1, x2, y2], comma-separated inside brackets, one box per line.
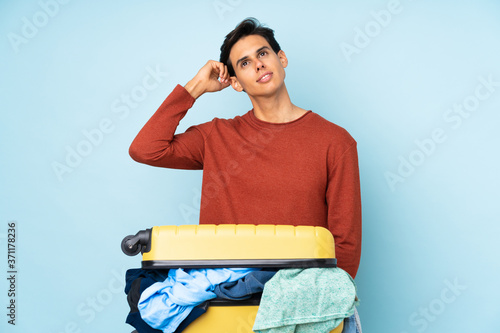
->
[245, 109, 313, 129]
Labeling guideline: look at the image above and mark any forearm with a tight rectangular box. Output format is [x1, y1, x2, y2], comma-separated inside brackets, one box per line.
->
[129, 59, 231, 167]
[184, 78, 205, 100]
[327, 143, 362, 278]
[332, 211, 362, 279]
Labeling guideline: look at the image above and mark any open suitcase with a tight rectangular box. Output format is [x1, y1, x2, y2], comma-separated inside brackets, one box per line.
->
[122, 224, 344, 333]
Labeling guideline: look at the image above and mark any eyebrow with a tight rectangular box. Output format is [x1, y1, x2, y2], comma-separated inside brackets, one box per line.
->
[235, 46, 271, 68]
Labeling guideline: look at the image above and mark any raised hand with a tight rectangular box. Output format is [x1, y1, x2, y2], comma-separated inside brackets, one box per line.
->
[184, 60, 231, 99]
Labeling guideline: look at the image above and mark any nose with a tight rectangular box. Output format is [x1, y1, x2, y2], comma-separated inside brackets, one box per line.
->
[255, 59, 265, 71]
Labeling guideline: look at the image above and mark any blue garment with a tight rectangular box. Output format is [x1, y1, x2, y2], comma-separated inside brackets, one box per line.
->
[125, 268, 170, 294]
[213, 270, 277, 300]
[127, 307, 209, 333]
[341, 308, 362, 333]
[125, 273, 209, 333]
[126, 312, 162, 333]
[138, 268, 257, 333]
[125, 269, 170, 333]
[172, 302, 208, 333]
[126, 276, 163, 333]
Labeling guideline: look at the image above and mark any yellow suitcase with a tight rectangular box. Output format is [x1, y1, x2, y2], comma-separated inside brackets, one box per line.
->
[122, 224, 344, 333]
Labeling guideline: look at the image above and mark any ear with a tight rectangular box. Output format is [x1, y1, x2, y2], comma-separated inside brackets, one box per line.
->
[278, 50, 288, 68]
[230, 76, 244, 92]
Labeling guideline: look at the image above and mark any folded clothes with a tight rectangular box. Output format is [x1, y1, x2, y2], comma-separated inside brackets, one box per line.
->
[253, 268, 359, 333]
[138, 268, 258, 333]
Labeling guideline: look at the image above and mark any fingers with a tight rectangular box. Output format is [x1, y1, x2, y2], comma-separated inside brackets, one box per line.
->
[220, 80, 231, 90]
[194, 60, 231, 94]
[214, 61, 229, 84]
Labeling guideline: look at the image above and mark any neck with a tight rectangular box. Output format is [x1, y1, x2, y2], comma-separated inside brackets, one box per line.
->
[249, 84, 306, 123]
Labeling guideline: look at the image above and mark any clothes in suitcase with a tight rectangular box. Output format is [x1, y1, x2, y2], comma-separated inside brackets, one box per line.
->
[122, 224, 357, 333]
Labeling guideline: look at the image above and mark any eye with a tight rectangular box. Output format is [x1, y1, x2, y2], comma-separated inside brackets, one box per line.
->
[259, 51, 267, 57]
[241, 61, 248, 67]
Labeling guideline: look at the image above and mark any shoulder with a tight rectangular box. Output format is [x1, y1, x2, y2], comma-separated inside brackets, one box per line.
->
[307, 112, 357, 146]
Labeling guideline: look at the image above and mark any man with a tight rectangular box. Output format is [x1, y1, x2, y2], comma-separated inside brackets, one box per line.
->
[129, 17, 362, 331]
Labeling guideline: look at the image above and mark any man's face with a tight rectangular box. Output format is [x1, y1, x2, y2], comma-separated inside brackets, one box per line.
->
[228, 34, 288, 97]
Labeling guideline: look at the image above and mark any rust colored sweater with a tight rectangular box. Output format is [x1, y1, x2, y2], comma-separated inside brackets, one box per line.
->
[129, 85, 362, 278]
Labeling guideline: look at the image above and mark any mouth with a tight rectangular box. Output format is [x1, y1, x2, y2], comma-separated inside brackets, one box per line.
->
[257, 72, 273, 83]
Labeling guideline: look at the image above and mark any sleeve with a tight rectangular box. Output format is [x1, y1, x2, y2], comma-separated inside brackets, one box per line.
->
[326, 141, 362, 279]
[129, 84, 208, 170]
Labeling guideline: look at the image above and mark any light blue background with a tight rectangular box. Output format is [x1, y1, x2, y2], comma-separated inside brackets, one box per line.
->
[1, 0, 499, 332]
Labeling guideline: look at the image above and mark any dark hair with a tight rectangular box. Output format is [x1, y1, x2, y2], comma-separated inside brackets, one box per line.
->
[220, 17, 281, 76]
